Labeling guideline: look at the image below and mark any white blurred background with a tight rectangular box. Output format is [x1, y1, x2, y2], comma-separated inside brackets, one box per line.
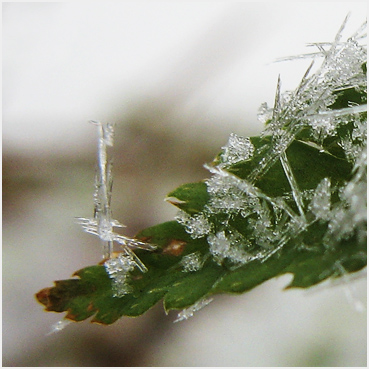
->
[3, 2, 367, 366]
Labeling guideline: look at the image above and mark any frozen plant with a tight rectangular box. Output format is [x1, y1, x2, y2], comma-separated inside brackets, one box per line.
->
[36, 16, 366, 327]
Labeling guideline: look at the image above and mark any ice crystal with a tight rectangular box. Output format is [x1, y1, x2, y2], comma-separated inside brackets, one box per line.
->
[351, 118, 367, 142]
[220, 133, 255, 166]
[104, 252, 144, 296]
[257, 102, 273, 124]
[47, 318, 72, 335]
[308, 178, 331, 221]
[207, 231, 253, 265]
[175, 210, 212, 239]
[325, 146, 367, 246]
[77, 121, 156, 297]
[89, 120, 115, 258]
[173, 297, 214, 323]
[76, 217, 156, 252]
[104, 252, 138, 297]
[339, 116, 367, 163]
[207, 231, 230, 264]
[205, 165, 261, 217]
[202, 161, 312, 265]
[308, 116, 336, 144]
[180, 251, 204, 272]
[280, 152, 306, 219]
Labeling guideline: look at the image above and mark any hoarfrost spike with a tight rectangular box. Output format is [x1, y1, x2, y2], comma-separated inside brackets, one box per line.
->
[77, 121, 156, 294]
[174, 297, 214, 323]
[280, 151, 306, 220]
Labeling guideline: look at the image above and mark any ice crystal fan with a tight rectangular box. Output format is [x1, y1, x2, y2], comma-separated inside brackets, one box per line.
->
[36, 18, 367, 328]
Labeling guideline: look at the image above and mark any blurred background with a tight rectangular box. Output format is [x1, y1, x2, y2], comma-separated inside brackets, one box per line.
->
[3, 2, 367, 366]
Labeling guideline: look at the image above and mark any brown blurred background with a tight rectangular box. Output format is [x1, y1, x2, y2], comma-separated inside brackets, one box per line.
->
[3, 3, 367, 366]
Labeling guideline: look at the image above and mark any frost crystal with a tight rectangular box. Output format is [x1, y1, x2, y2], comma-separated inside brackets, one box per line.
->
[308, 178, 331, 221]
[338, 116, 367, 163]
[104, 252, 137, 297]
[205, 166, 260, 216]
[173, 297, 213, 323]
[77, 121, 156, 297]
[207, 231, 253, 265]
[257, 102, 273, 124]
[280, 152, 305, 219]
[220, 133, 255, 166]
[307, 116, 336, 144]
[47, 318, 72, 335]
[175, 210, 212, 238]
[180, 251, 204, 272]
[326, 146, 367, 245]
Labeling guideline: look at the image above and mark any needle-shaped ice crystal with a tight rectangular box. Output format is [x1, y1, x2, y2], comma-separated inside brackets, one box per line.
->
[327, 146, 367, 244]
[204, 165, 261, 216]
[77, 121, 156, 283]
[207, 231, 231, 264]
[173, 297, 214, 323]
[280, 151, 306, 220]
[86, 120, 116, 258]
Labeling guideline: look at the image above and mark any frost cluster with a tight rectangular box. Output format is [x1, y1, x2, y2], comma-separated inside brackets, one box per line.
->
[326, 145, 367, 246]
[220, 133, 255, 166]
[175, 210, 212, 238]
[180, 251, 204, 272]
[175, 17, 367, 275]
[104, 251, 140, 297]
[207, 231, 254, 266]
[308, 178, 331, 221]
[205, 167, 260, 217]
